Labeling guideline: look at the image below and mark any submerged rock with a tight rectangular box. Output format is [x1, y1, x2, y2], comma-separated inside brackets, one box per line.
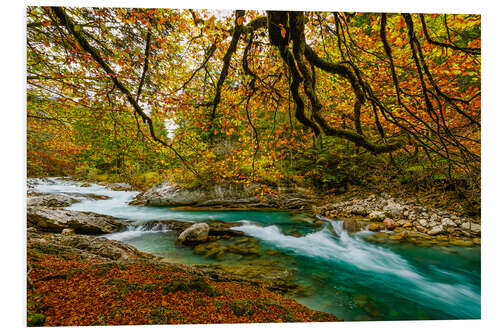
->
[178, 223, 209, 244]
[449, 239, 474, 247]
[343, 219, 361, 233]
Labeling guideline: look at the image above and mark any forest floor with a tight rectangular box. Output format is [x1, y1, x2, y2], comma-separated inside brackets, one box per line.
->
[26, 232, 338, 327]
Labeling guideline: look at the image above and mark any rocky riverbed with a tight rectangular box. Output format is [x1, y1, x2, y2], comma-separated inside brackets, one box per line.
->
[313, 193, 481, 246]
[127, 179, 481, 247]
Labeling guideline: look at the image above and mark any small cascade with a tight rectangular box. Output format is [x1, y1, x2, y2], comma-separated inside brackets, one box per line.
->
[232, 217, 480, 319]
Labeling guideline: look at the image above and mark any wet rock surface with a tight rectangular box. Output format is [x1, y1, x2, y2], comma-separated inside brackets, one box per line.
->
[27, 206, 129, 234]
[27, 193, 78, 207]
[27, 229, 153, 261]
[178, 223, 210, 244]
[129, 181, 318, 209]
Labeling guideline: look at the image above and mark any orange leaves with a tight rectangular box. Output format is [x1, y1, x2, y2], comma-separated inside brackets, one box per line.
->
[279, 24, 286, 38]
[27, 251, 337, 326]
[236, 16, 245, 27]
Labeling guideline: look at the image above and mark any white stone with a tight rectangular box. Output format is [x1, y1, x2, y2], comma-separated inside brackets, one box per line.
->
[441, 218, 457, 227]
[460, 222, 481, 234]
[428, 225, 444, 235]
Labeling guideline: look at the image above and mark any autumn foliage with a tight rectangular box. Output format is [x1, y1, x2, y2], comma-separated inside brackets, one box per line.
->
[27, 251, 337, 326]
[27, 7, 480, 193]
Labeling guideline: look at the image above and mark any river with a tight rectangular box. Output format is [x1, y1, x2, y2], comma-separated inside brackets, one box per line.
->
[30, 178, 481, 321]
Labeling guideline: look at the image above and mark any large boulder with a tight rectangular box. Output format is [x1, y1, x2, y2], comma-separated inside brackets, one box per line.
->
[27, 207, 128, 234]
[177, 223, 210, 244]
[27, 231, 152, 261]
[130, 181, 317, 209]
[342, 219, 361, 233]
[27, 194, 77, 207]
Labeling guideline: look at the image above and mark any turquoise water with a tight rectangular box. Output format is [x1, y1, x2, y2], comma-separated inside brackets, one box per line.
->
[31, 178, 481, 321]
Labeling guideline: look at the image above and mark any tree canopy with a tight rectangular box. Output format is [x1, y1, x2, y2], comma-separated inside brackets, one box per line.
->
[27, 7, 480, 192]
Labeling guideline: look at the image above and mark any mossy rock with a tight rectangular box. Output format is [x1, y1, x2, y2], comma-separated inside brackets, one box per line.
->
[228, 245, 249, 255]
[205, 247, 224, 258]
[436, 235, 449, 241]
[449, 239, 474, 247]
[265, 249, 280, 256]
[215, 251, 226, 261]
[414, 240, 432, 247]
[194, 244, 207, 255]
[234, 237, 250, 245]
[352, 294, 369, 306]
[368, 223, 384, 232]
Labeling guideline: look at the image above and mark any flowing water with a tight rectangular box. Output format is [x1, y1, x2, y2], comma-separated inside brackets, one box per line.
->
[30, 178, 481, 321]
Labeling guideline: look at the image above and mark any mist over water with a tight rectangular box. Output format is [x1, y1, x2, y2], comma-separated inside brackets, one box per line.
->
[30, 178, 481, 321]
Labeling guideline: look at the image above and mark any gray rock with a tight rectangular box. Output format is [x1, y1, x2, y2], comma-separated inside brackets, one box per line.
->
[460, 222, 481, 234]
[418, 218, 429, 227]
[27, 207, 128, 234]
[428, 225, 444, 235]
[27, 194, 77, 207]
[350, 205, 368, 216]
[28, 232, 152, 261]
[106, 182, 133, 191]
[133, 181, 316, 209]
[178, 223, 209, 244]
[368, 211, 385, 222]
[441, 218, 457, 227]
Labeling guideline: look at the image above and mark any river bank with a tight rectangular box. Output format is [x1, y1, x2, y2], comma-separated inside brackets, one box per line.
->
[123, 179, 481, 246]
